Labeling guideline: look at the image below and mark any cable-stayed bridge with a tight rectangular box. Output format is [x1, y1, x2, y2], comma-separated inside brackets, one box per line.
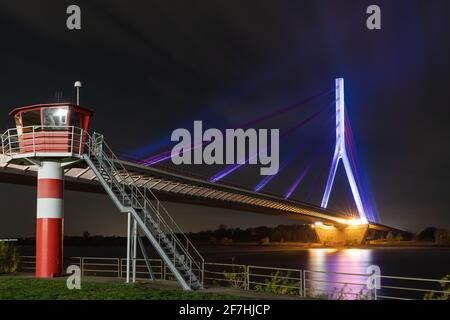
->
[128, 78, 379, 225]
[0, 78, 404, 290]
[0, 152, 393, 231]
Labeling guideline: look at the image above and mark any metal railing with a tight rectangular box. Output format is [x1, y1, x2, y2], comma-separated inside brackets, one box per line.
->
[93, 134, 204, 275]
[204, 262, 247, 289]
[204, 264, 302, 295]
[19, 256, 36, 272]
[98, 135, 203, 268]
[248, 265, 303, 296]
[18, 256, 449, 300]
[119, 258, 165, 280]
[1, 126, 85, 157]
[80, 257, 121, 278]
[1, 126, 205, 289]
[304, 270, 374, 300]
[84, 132, 204, 289]
[377, 274, 450, 300]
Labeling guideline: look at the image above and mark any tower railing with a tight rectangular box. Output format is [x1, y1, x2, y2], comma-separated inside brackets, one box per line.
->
[1, 125, 85, 158]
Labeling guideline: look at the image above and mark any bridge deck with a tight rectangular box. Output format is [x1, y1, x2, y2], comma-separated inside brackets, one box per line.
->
[0, 155, 354, 225]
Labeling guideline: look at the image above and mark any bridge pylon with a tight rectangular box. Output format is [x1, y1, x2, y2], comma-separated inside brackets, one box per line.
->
[321, 78, 368, 224]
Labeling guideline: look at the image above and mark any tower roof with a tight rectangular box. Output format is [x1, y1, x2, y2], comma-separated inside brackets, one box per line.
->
[9, 103, 94, 117]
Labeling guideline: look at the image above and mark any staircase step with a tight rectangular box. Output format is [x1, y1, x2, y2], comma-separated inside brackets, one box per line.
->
[86, 151, 203, 290]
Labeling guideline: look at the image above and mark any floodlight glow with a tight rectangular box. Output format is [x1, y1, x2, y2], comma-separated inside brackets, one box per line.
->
[320, 78, 368, 224]
[345, 218, 367, 226]
[313, 222, 335, 230]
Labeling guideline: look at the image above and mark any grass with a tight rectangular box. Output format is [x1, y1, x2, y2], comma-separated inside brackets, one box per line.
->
[0, 277, 243, 300]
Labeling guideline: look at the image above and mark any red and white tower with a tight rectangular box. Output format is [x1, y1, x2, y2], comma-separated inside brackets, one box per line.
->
[3, 103, 93, 278]
[36, 161, 64, 277]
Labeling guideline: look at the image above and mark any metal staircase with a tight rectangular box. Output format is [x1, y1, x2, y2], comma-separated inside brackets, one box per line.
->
[84, 132, 204, 290]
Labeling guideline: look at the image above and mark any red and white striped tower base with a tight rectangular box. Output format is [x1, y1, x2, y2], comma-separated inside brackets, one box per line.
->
[36, 161, 64, 278]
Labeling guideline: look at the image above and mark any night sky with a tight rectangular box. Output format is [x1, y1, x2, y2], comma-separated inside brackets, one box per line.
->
[0, 0, 449, 237]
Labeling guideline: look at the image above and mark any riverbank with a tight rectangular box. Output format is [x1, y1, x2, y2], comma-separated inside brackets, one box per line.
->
[0, 275, 309, 300]
[0, 275, 240, 300]
[195, 241, 450, 250]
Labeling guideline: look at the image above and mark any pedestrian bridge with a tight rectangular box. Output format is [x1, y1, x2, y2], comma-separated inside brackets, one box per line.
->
[0, 155, 397, 234]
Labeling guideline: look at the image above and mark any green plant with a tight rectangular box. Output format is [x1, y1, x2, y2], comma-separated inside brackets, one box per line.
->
[423, 275, 450, 300]
[223, 264, 246, 289]
[0, 242, 20, 274]
[254, 271, 300, 295]
[328, 285, 371, 300]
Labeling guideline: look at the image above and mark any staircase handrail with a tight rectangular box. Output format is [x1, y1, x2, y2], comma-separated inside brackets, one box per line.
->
[85, 132, 204, 278]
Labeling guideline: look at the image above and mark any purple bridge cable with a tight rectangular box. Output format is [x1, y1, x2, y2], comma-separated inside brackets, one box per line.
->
[253, 122, 335, 193]
[304, 132, 336, 202]
[284, 162, 313, 200]
[344, 115, 378, 223]
[140, 90, 332, 166]
[344, 114, 367, 215]
[253, 149, 304, 192]
[239, 89, 332, 129]
[283, 132, 335, 200]
[208, 103, 330, 183]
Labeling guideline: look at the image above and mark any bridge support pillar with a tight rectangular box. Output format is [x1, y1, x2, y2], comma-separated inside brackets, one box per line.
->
[36, 161, 64, 278]
[313, 223, 369, 246]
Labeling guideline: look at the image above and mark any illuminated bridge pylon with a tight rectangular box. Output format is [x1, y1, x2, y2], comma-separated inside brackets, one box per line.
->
[321, 78, 368, 224]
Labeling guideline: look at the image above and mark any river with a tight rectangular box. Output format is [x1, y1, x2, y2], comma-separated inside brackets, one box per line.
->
[18, 244, 450, 299]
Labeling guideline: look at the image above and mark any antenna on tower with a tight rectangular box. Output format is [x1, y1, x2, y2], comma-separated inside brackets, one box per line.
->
[54, 91, 63, 102]
[74, 81, 82, 105]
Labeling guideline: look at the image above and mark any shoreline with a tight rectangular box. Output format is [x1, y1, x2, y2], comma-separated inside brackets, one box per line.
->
[194, 241, 450, 250]
[15, 242, 450, 254]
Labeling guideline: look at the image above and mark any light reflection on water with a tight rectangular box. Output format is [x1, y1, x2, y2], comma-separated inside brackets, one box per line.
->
[306, 249, 373, 299]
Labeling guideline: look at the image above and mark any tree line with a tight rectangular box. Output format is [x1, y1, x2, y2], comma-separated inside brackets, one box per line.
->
[14, 225, 450, 245]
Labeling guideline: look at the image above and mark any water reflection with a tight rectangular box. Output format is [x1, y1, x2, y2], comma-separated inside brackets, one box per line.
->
[306, 248, 373, 299]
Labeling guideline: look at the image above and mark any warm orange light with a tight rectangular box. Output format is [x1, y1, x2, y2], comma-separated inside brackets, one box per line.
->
[345, 218, 368, 226]
[314, 221, 335, 230]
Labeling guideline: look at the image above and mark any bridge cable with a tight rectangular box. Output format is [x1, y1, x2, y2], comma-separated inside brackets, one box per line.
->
[140, 90, 333, 166]
[209, 102, 332, 182]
